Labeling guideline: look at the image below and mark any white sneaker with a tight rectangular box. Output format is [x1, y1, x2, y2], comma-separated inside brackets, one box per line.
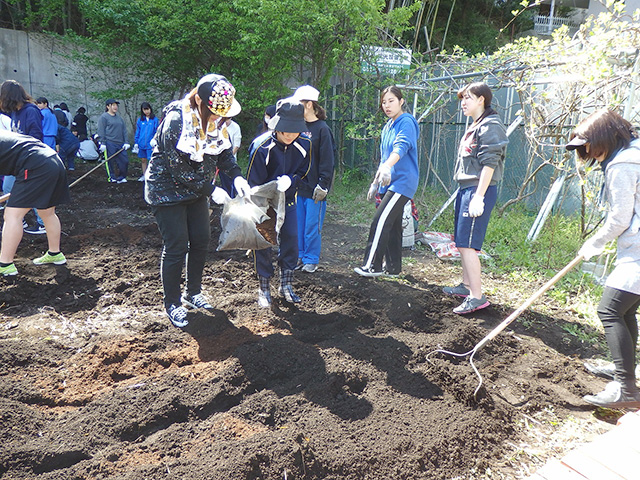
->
[137, 175, 145, 182]
[354, 266, 383, 277]
[117, 178, 128, 183]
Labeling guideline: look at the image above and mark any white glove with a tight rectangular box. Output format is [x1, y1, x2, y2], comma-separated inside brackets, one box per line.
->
[233, 176, 252, 198]
[367, 183, 378, 202]
[132, 144, 139, 154]
[123, 143, 130, 151]
[276, 175, 291, 192]
[312, 184, 328, 202]
[99, 144, 106, 153]
[374, 163, 392, 187]
[211, 187, 231, 205]
[578, 239, 604, 261]
[468, 194, 485, 217]
[150, 138, 157, 148]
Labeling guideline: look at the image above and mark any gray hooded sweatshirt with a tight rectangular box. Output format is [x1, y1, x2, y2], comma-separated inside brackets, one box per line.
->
[588, 138, 640, 295]
[454, 112, 508, 189]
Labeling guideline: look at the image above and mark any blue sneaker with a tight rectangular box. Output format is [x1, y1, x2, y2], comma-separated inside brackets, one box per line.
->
[181, 293, 213, 310]
[167, 304, 188, 328]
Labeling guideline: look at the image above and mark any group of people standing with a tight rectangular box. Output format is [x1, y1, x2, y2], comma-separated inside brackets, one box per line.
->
[354, 82, 506, 317]
[0, 72, 637, 411]
[352, 81, 640, 410]
[143, 74, 335, 326]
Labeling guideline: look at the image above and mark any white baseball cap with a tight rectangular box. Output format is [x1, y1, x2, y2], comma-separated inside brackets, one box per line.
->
[293, 85, 320, 102]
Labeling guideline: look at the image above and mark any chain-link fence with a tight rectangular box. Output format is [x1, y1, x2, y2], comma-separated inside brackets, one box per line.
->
[326, 81, 596, 222]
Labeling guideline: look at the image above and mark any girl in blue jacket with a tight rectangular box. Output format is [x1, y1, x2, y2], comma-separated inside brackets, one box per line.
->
[134, 102, 159, 181]
[355, 85, 419, 278]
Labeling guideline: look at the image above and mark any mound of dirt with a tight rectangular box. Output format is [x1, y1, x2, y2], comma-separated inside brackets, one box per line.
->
[0, 162, 613, 479]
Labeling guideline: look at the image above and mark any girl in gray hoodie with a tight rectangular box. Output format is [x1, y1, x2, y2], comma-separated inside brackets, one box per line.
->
[567, 108, 640, 409]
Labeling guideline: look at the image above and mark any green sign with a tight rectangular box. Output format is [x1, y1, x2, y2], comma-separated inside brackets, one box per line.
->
[361, 46, 412, 75]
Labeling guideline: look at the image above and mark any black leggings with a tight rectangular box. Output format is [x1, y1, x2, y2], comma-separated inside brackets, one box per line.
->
[152, 196, 211, 309]
[597, 287, 640, 386]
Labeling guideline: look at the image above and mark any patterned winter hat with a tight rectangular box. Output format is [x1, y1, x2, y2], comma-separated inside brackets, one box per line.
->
[196, 74, 241, 117]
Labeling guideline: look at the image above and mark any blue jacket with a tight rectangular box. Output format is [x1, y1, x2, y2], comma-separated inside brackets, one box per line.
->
[11, 103, 43, 140]
[134, 116, 159, 150]
[56, 125, 80, 155]
[41, 108, 58, 137]
[247, 132, 312, 202]
[378, 112, 419, 199]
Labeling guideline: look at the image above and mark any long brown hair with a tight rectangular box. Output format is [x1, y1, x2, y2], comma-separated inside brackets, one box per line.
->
[570, 109, 637, 161]
[187, 87, 217, 131]
[0, 80, 34, 113]
[306, 100, 327, 121]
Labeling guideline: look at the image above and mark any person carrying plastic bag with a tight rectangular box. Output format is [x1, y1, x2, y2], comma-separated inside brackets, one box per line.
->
[246, 98, 312, 307]
[144, 73, 251, 328]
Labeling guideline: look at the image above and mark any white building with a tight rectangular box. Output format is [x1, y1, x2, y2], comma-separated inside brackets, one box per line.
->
[534, 0, 640, 35]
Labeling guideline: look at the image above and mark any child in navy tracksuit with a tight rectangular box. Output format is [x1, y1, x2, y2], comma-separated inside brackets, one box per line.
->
[246, 98, 312, 307]
[56, 124, 80, 170]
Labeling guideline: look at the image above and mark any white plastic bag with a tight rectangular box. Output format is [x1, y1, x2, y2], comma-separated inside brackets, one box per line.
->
[217, 181, 285, 251]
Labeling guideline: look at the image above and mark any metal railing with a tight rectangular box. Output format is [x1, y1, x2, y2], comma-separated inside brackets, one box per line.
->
[533, 15, 579, 35]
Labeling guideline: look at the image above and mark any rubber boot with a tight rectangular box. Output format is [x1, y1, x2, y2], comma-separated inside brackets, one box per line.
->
[258, 275, 271, 308]
[279, 269, 301, 303]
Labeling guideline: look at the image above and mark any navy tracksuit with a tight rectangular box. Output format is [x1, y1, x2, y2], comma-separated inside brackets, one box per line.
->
[247, 132, 312, 278]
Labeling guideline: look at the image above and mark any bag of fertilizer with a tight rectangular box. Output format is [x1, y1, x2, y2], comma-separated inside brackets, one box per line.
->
[217, 181, 285, 251]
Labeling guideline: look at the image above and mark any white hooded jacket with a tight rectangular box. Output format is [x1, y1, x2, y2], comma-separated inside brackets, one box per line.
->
[590, 138, 640, 294]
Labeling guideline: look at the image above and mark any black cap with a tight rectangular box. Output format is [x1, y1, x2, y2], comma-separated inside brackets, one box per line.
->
[105, 98, 120, 106]
[565, 136, 587, 150]
[269, 99, 306, 133]
[265, 104, 276, 118]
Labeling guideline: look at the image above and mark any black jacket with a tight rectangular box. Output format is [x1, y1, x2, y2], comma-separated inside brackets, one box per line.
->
[144, 101, 241, 206]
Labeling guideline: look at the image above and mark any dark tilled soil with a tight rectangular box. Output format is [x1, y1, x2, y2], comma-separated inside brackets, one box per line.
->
[0, 162, 612, 479]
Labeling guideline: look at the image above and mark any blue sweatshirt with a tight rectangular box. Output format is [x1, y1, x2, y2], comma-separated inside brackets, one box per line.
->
[378, 112, 419, 199]
[134, 116, 159, 149]
[11, 103, 43, 140]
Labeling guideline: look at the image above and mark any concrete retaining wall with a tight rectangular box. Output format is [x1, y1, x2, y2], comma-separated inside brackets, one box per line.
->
[0, 27, 135, 139]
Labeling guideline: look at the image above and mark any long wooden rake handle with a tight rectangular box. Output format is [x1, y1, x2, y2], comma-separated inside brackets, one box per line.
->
[428, 255, 584, 399]
[473, 255, 584, 354]
[69, 148, 124, 188]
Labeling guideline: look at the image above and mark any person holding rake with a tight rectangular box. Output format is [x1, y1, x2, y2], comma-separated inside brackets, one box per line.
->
[567, 108, 640, 409]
